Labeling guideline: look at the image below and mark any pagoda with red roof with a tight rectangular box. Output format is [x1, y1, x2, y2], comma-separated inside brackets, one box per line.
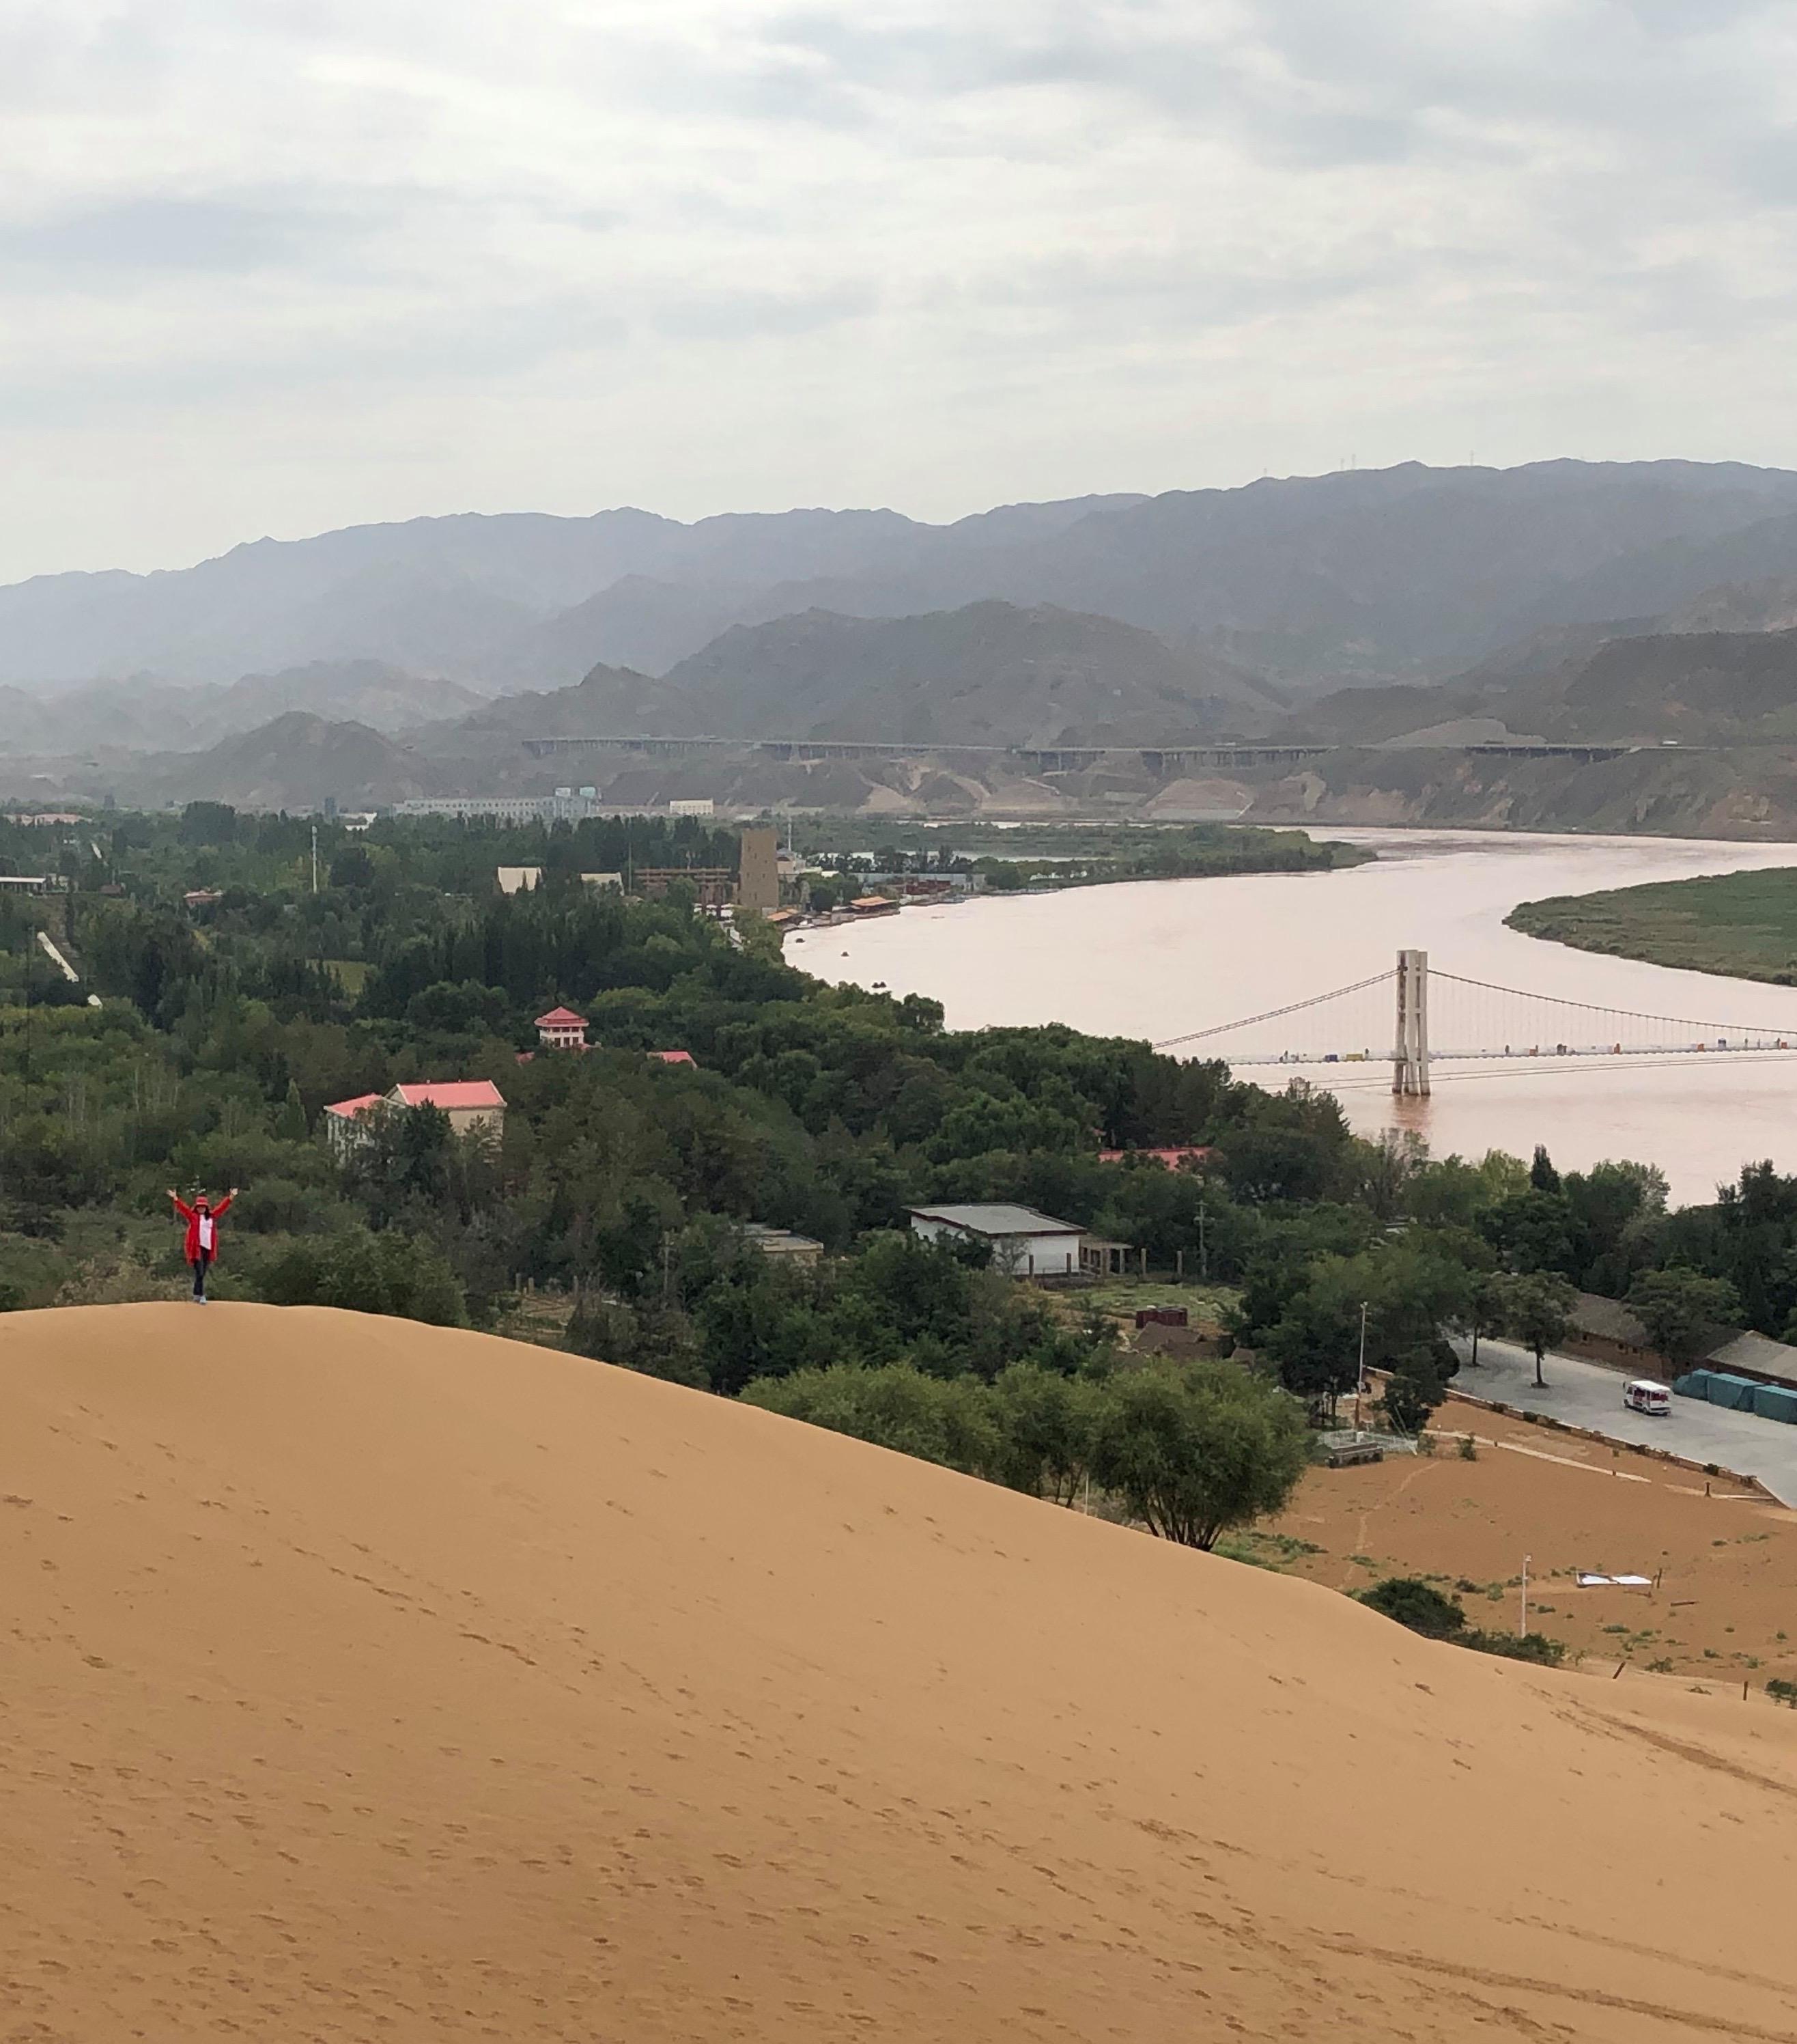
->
[534, 1006, 589, 1052]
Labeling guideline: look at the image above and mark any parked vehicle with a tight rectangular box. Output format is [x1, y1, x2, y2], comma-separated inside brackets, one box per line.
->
[1624, 1379, 1672, 1416]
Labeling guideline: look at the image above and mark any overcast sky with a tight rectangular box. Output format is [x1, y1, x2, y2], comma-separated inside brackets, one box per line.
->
[3, 0, 1796, 580]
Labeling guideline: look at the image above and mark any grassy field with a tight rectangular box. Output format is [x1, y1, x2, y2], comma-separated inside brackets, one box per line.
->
[1075, 1280, 1238, 1321]
[1508, 865, 1797, 983]
[324, 958, 369, 996]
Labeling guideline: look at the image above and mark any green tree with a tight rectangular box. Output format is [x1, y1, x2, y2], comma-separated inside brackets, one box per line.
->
[567, 1295, 706, 1388]
[1361, 1577, 1467, 1638]
[988, 1363, 1100, 1505]
[1494, 1270, 1576, 1388]
[1451, 1268, 1508, 1369]
[743, 1364, 1000, 1474]
[1380, 1349, 1454, 1436]
[1086, 1360, 1309, 1551]
[1625, 1268, 1740, 1373]
[255, 1227, 468, 1326]
[275, 1078, 309, 1143]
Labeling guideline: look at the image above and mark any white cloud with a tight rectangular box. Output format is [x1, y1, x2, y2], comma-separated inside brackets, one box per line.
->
[1, 0, 1796, 576]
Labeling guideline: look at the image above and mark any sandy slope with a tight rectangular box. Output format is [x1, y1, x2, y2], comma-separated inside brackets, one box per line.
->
[5, 1305, 1797, 2043]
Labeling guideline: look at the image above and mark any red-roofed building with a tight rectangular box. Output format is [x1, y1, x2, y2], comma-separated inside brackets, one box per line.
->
[1096, 1146, 1215, 1170]
[649, 1049, 696, 1067]
[389, 1081, 507, 1132]
[324, 1080, 507, 1156]
[534, 1006, 589, 1051]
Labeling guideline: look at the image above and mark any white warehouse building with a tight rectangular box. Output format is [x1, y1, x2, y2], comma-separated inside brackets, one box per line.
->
[906, 1203, 1084, 1276]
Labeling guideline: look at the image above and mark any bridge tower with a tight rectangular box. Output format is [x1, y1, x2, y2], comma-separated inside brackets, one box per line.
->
[1393, 948, 1430, 1097]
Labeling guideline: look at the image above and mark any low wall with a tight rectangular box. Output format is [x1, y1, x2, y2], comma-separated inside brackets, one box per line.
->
[1439, 1387, 1783, 1506]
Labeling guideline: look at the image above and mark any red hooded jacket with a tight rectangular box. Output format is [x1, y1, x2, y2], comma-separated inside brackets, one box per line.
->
[172, 1194, 233, 1262]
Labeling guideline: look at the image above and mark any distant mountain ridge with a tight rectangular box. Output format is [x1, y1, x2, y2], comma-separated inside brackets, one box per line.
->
[12, 462, 1797, 698]
[1282, 622, 1797, 750]
[0, 662, 485, 757]
[647, 602, 1285, 745]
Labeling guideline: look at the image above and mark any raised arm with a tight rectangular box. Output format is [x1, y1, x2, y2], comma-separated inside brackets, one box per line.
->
[213, 1189, 238, 1218]
[168, 1190, 195, 1220]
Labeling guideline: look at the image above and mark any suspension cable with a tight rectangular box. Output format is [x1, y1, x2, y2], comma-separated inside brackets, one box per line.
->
[1429, 968, 1797, 1038]
[1151, 970, 1395, 1050]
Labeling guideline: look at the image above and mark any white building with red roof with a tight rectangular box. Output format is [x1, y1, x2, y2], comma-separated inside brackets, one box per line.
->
[534, 1006, 589, 1051]
[324, 1080, 507, 1155]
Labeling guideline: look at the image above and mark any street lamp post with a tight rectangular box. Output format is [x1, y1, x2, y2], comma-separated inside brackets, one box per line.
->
[1353, 1299, 1370, 1431]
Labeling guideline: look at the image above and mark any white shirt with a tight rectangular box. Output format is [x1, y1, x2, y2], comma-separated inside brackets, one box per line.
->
[197, 1215, 215, 1252]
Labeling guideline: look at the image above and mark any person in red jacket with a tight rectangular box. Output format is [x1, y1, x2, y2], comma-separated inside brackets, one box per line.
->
[167, 1187, 238, 1302]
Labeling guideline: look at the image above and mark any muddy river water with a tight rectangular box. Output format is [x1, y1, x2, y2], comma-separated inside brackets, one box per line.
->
[809, 829, 1797, 1205]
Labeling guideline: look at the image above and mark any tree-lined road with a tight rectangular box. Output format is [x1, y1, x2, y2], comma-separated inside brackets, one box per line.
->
[1449, 1337, 1797, 1507]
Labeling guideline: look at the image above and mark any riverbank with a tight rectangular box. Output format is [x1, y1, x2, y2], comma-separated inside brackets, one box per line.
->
[798, 820, 1372, 908]
[1508, 866, 1797, 984]
[1234, 742, 1797, 839]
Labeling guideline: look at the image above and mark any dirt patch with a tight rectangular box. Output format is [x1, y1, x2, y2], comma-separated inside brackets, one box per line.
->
[1258, 1396, 1797, 1681]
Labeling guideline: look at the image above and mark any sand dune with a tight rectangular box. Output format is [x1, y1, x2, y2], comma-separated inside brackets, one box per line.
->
[5, 1304, 1797, 2042]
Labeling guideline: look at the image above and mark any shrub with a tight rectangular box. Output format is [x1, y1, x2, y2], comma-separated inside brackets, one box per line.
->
[1467, 1628, 1566, 1666]
[1361, 1578, 1467, 1640]
[743, 1364, 1001, 1476]
[253, 1228, 467, 1326]
[566, 1296, 706, 1389]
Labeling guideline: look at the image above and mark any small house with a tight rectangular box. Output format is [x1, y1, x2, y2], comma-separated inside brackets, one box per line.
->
[322, 1091, 387, 1156]
[534, 1006, 589, 1051]
[907, 1203, 1084, 1277]
[323, 1080, 507, 1156]
[741, 1222, 824, 1268]
[388, 1080, 506, 1139]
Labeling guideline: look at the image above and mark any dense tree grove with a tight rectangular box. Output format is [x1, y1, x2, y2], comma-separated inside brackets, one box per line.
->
[3, 803, 1792, 1517]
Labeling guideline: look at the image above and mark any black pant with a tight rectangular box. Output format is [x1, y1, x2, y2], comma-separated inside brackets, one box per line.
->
[191, 1250, 212, 1299]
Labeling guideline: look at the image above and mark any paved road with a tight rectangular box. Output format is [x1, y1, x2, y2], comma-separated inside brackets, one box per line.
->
[1448, 1337, 1797, 1507]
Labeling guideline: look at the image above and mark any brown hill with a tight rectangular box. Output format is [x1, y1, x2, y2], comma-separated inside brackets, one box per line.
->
[7, 1302, 1797, 2042]
[656, 600, 1286, 744]
[136, 710, 444, 809]
[447, 659, 699, 742]
[1284, 624, 1797, 754]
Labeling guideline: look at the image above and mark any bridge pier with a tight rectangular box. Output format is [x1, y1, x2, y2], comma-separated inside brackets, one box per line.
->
[1393, 948, 1430, 1096]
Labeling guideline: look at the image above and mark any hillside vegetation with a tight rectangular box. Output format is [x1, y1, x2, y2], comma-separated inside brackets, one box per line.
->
[1508, 865, 1797, 983]
[7, 1301, 1797, 2042]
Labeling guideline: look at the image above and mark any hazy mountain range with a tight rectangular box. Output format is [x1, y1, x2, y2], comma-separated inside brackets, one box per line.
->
[16, 460, 1797, 822]
[12, 460, 1797, 700]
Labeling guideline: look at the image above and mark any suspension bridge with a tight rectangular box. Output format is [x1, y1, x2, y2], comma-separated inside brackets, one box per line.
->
[1153, 949, 1797, 1095]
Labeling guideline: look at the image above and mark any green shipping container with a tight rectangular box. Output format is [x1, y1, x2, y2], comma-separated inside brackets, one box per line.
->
[1673, 1372, 1710, 1400]
[1750, 1384, 1797, 1425]
[1705, 1374, 1762, 1410]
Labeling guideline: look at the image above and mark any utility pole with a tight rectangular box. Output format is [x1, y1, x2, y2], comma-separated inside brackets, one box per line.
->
[1520, 1554, 1531, 1638]
[311, 823, 319, 895]
[1198, 1199, 1208, 1281]
[1353, 1299, 1370, 1431]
